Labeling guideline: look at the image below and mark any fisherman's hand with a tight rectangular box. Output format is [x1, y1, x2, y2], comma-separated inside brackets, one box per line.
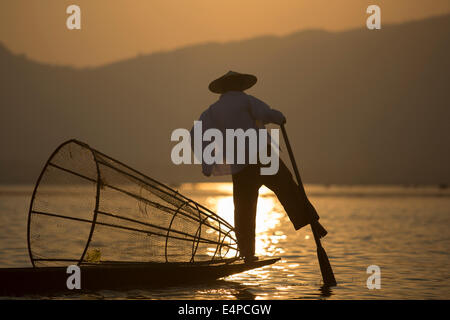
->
[272, 110, 286, 125]
[277, 112, 286, 126]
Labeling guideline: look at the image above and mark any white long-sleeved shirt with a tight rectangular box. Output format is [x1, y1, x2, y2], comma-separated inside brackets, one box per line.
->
[190, 91, 285, 176]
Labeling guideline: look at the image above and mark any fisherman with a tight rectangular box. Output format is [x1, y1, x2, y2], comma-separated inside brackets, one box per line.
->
[191, 71, 326, 262]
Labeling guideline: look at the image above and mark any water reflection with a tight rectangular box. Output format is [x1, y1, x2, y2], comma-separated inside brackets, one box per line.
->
[3, 182, 449, 299]
[319, 285, 333, 298]
[205, 280, 257, 300]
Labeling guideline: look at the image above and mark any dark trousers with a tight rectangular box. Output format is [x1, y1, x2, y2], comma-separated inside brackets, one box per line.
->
[232, 160, 319, 258]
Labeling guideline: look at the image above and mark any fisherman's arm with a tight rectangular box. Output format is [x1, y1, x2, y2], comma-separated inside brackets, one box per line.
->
[247, 95, 286, 125]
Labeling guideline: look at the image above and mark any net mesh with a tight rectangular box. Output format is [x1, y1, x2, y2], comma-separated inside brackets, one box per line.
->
[28, 140, 238, 267]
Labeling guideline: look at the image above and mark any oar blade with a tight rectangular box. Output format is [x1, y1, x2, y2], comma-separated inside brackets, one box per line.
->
[317, 246, 337, 287]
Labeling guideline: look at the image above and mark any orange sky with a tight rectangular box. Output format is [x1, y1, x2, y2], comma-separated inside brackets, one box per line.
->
[1, 0, 449, 67]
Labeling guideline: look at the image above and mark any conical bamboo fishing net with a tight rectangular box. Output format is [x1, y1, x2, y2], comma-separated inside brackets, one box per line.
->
[27, 140, 238, 267]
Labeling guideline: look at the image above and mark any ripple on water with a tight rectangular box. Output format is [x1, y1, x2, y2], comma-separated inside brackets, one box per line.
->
[1, 184, 449, 299]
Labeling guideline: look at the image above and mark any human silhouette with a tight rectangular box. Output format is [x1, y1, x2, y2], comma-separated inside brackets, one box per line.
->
[191, 71, 326, 262]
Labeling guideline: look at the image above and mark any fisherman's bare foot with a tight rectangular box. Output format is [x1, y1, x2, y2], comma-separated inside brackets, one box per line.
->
[244, 256, 259, 263]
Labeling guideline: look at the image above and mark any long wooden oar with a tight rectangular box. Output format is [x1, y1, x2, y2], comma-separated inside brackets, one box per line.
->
[280, 124, 337, 287]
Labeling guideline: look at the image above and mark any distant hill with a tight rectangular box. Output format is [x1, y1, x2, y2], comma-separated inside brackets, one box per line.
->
[1, 15, 449, 185]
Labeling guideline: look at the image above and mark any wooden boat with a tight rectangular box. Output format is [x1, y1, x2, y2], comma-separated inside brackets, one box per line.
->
[0, 258, 279, 296]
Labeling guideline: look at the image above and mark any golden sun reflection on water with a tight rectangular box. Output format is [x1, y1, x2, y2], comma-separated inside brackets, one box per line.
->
[205, 183, 286, 257]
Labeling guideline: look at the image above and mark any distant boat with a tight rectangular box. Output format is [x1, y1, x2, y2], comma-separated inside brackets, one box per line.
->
[0, 140, 278, 296]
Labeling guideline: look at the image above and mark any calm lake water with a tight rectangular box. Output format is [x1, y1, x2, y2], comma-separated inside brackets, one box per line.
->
[1, 183, 449, 299]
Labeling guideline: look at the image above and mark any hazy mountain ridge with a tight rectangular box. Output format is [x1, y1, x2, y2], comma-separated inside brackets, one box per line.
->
[1, 15, 449, 184]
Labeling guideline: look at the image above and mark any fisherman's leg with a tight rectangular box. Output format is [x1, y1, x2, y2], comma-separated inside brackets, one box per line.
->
[262, 160, 320, 231]
[232, 165, 261, 260]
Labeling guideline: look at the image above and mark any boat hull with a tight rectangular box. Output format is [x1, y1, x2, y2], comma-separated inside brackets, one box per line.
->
[0, 258, 279, 296]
